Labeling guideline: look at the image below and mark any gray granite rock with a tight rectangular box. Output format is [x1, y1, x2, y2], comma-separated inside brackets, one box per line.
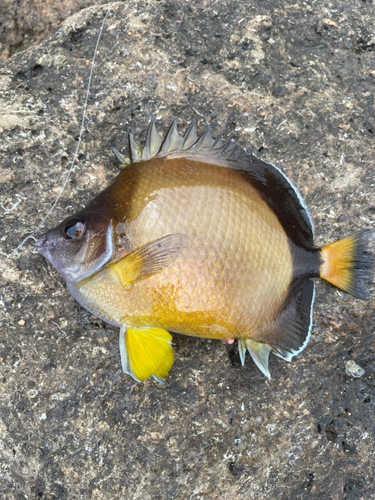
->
[0, 1, 375, 499]
[0, 0, 115, 61]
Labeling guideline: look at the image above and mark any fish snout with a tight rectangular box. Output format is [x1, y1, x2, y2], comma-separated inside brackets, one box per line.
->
[34, 234, 49, 252]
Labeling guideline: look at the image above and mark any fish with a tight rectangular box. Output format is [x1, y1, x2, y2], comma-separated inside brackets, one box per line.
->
[35, 119, 374, 382]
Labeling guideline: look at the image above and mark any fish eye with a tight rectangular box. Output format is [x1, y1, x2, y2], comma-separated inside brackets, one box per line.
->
[63, 220, 86, 240]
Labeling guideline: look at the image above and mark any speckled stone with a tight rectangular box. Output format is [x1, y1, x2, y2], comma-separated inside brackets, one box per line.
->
[0, 1, 375, 499]
[345, 360, 365, 378]
[0, 0, 114, 61]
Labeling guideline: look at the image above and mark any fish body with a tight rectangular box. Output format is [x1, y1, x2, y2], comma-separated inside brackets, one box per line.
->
[71, 157, 302, 338]
[36, 120, 373, 382]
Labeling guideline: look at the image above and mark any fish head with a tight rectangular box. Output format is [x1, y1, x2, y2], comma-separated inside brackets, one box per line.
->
[35, 211, 114, 284]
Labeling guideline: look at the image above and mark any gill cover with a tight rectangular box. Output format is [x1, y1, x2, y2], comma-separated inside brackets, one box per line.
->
[35, 219, 114, 283]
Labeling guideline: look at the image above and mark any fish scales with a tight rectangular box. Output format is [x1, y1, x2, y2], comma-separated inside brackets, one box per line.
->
[73, 157, 293, 338]
[35, 119, 374, 382]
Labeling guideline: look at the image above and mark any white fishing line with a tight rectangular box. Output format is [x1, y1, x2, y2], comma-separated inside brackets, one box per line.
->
[0, 8, 111, 271]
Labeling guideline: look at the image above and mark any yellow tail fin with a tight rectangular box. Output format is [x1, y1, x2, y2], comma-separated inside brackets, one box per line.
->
[320, 230, 374, 299]
[119, 326, 174, 382]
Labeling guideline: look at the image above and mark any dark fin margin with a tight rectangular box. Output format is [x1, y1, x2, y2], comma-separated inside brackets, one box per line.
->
[169, 130, 314, 248]
[120, 118, 314, 249]
[239, 159, 314, 248]
[253, 277, 315, 361]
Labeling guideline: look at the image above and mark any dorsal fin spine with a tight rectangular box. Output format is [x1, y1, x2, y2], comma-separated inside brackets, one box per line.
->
[190, 127, 215, 151]
[228, 145, 242, 160]
[212, 135, 224, 150]
[160, 119, 183, 154]
[143, 118, 163, 160]
[127, 119, 225, 159]
[128, 131, 143, 162]
[222, 140, 236, 154]
[123, 119, 313, 245]
[181, 121, 198, 150]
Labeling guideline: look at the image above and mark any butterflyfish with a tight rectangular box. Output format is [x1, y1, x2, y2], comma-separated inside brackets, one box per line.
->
[35, 119, 374, 382]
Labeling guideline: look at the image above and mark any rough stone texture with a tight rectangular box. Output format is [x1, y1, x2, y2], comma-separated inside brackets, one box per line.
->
[0, 0, 116, 62]
[1, 1, 375, 499]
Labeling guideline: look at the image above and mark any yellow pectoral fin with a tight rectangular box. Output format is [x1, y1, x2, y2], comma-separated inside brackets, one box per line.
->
[119, 326, 174, 382]
[110, 233, 188, 289]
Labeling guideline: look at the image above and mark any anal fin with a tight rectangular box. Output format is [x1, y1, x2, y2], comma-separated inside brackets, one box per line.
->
[245, 339, 271, 379]
[238, 339, 247, 366]
[239, 278, 315, 378]
[119, 325, 174, 382]
[261, 278, 315, 358]
[238, 339, 271, 379]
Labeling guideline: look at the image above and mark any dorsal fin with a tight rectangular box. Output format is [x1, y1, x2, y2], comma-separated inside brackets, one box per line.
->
[181, 121, 198, 150]
[117, 119, 314, 247]
[169, 131, 314, 248]
[128, 131, 143, 162]
[143, 118, 163, 160]
[188, 127, 216, 151]
[235, 153, 314, 247]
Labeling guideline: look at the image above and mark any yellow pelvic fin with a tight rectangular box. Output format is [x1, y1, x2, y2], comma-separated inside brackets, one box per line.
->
[320, 230, 373, 300]
[119, 326, 174, 382]
[110, 233, 188, 288]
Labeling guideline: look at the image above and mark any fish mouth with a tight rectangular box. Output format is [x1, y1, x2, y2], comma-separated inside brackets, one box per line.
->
[34, 234, 50, 254]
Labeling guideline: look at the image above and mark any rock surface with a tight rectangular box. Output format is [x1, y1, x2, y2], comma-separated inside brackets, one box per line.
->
[1, 1, 375, 499]
[0, 0, 114, 61]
